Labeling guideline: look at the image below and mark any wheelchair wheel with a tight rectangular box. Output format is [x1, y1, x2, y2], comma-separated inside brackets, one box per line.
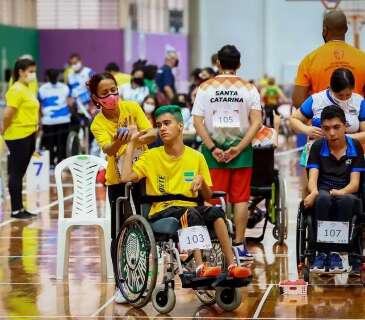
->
[115, 215, 157, 308]
[273, 175, 288, 245]
[296, 203, 308, 266]
[194, 240, 226, 305]
[215, 287, 242, 312]
[152, 284, 176, 314]
[66, 131, 81, 157]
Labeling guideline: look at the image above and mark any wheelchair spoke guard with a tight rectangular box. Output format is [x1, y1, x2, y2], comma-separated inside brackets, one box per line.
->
[115, 215, 157, 308]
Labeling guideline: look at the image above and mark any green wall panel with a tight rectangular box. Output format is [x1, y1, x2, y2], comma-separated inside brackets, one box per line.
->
[0, 24, 39, 72]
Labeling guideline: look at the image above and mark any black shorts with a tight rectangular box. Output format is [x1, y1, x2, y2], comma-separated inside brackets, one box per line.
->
[148, 206, 225, 229]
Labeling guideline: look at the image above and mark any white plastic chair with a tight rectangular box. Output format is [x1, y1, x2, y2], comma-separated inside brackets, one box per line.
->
[55, 155, 113, 279]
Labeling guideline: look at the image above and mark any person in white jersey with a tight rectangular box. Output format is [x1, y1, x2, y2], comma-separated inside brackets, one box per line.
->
[67, 53, 94, 110]
[38, 69, 72, 166]
[192, 45, 262, 261]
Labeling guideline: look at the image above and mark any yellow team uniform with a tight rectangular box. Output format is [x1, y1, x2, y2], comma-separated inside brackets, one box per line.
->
[8, 76, 38, 96]
[4, 81, 40, 140]
[295, 40, 365, 95]
[90, 99, 152, 185]
[132, 146, 212, 217]
[114, 72, 131, 87]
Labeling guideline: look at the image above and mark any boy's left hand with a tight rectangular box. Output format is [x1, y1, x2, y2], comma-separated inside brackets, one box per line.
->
[190, 175, 203, 193]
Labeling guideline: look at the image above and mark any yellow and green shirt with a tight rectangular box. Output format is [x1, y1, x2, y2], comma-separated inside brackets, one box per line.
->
[132, 146, 212, 217]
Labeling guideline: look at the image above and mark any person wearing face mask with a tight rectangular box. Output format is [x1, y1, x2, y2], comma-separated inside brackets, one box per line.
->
[142, 95, 159, 126]
[290, 68, 365, 173]
[1, 59, 39, 219]
[156, 50, 179, 104]
[38, 69, 73, 166]
[119, 67, 149, 105]
[89, 72, 157, 304]
[8, 55, 38, 95]
[67, 53, 94, 110]
[292, 10, 365, 108]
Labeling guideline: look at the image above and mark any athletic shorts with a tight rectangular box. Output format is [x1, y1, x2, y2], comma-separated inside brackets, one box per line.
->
[210, 168, 252, 203]
[148, 206, 225, 229]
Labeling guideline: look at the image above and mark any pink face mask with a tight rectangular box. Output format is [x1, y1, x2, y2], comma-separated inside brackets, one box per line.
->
[99, 93, 119, 110]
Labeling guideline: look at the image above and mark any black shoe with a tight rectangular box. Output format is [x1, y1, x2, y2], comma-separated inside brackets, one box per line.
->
[247, 208, 265, 228]
[349, 259, 362, 277]
[11, 210, 37, 219]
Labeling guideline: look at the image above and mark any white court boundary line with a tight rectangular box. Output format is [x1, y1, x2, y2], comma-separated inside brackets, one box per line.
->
[252, 284, 274, 319]
[90, 295, 115, 317]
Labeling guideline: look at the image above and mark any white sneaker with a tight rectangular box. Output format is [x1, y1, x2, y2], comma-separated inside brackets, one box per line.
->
[114, 289, 128, 304]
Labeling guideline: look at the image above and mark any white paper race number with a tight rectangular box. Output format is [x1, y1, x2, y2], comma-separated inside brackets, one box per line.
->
[317, 220, 349, 244]
[212, 108, 240, 128]
[26, 151, 50, 192]
[178, 226, 212, 251]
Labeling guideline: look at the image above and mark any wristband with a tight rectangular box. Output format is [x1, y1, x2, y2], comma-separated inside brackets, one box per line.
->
[209, 146, 216, 153]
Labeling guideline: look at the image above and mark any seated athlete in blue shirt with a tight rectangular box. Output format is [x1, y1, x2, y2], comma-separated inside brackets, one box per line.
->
[305, 105, 365, 276]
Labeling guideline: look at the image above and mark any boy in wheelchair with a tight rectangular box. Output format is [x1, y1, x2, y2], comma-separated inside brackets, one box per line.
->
[304, 105, 365, 275]
[120, 105, 251, 279]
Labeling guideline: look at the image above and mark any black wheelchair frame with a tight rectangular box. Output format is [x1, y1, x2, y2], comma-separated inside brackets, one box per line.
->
[246, 146, 288, 244]
[296, 178, 365, 284]
[113, 182, 252, 314]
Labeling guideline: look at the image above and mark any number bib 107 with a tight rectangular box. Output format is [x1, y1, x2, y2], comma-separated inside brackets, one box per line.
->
[178, 226, 212, 251]
[317, 220, 349, 244]
[212, 108, 240, 128]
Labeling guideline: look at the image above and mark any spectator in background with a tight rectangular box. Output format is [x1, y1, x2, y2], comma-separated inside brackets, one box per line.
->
[200, 67, 216, 82]
[67, 53, 94, 110]
[143, 64, 158, 97]
[142, 95, 159, 127]
[156, 50, 179, 104]
[105, 62, 131, 88]
[38, 69, 72, 167]
[188, 68, 203, 100]
[1, 58, 39, 219]
[119, 68, 149, 105]
[211, 53, 219, 74]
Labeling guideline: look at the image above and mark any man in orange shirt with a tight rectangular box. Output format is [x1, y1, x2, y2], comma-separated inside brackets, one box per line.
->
[292, 10, 365, 107]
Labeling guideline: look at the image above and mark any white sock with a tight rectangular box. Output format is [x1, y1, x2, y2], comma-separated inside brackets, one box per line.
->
[12, 210, 20, 215]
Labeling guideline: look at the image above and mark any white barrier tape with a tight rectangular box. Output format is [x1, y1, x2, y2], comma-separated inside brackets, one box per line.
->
[275, 146, 304, 157]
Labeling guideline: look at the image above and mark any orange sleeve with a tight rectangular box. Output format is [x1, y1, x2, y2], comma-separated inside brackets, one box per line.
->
[295, 55, 311, 87]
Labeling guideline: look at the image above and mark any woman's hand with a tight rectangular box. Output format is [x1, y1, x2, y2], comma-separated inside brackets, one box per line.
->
[306, 126, 323, 140]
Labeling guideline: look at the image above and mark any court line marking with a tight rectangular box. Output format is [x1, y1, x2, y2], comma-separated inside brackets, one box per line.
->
[252, 283, 274, 319]
[90, 295, 115, 317]
[0, 194, 73, 229]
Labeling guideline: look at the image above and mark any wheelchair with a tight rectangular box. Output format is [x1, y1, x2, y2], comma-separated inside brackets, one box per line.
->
[246, 145, 288, 244]
[113, 182, 252, 314]
[296, 196, 365, 284]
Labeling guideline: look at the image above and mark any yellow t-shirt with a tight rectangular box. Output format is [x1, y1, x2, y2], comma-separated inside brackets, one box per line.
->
[8, 76, 38, 95]
[114, 72, 131, 87]
[90, 99, 152, 185]
[295, 41, 365, 95]
[132, 146, 213, 217]
[4, 81, 40, 140]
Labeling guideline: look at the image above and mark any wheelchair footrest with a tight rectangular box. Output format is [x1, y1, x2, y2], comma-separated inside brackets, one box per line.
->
[179, 272, 251, 289]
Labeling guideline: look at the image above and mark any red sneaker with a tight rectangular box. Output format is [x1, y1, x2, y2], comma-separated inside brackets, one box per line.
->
[196, 265, 221, 277]
[228, 264, 251, 278]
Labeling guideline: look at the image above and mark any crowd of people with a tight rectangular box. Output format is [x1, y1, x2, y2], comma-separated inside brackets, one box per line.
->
[1, 7, 365, 305]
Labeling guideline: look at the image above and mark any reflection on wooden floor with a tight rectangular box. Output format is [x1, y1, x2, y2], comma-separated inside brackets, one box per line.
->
[0, 152, 365, 319]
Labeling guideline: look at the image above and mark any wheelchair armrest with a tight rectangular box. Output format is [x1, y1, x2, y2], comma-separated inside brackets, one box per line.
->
[211, 191, 226, 199]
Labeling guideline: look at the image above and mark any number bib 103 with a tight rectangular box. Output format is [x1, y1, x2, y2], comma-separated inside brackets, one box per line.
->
[317, 220, 349, 244]
[178, 226, 212, 251]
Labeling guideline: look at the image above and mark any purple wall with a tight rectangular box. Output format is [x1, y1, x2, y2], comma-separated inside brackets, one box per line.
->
[39, 29, 124, 78]
[39, 29, 189, 83]
[126, 31, 189, 83]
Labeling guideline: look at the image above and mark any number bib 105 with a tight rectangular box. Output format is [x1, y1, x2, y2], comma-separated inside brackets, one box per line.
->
[317, 220, 349, 244]
[212, 108, 240, 128]
[178, 226, 212, 251]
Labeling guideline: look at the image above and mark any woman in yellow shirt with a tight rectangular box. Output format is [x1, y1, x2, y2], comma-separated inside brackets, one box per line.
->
[89, 72, 156, 303]
[1, 58, 39, 219]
